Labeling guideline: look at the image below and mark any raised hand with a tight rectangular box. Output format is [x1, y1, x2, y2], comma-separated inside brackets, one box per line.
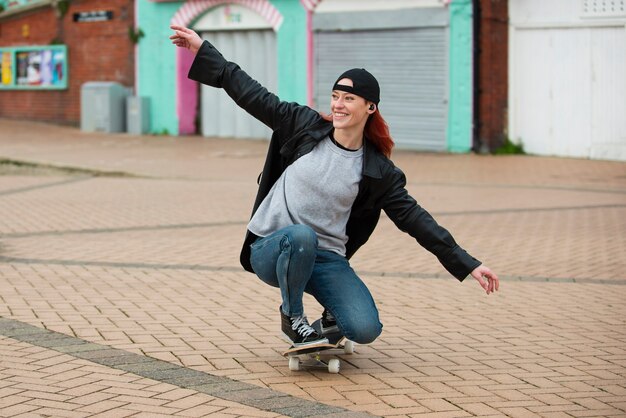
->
[169, 25, 203, 55]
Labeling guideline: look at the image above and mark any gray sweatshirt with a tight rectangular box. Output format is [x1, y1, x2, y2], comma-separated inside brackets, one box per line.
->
[248, 137, 363, 256]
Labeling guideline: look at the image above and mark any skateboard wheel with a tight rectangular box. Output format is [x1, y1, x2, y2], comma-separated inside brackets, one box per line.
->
[288, 357, 300, 371]
[328, 359, 340, 373]
[343, 340, 355, 354]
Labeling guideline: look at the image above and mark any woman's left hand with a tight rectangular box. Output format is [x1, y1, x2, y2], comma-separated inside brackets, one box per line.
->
[471, 265, 499, 295]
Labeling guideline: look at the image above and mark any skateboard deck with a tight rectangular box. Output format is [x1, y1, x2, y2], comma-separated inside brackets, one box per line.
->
[282, 318, 355, 373]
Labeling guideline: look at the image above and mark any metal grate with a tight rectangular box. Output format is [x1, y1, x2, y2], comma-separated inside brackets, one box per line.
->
[315, 28, 448, 151]
[581, 0, 626, 17]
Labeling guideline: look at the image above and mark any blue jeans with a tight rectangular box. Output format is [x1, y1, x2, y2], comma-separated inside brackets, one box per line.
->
[249, 224, 383, 344]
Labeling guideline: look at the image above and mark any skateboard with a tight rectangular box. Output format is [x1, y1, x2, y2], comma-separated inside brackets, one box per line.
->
[282, 318, 355, 373]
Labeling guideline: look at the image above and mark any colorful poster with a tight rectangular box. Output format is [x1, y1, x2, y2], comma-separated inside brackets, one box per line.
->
[52, 50, 65, 85]
[1, 52, 12, 85]
[26, 51, 42, 85]
[16, 51, 28, 85]
[1, 45, 66, 89]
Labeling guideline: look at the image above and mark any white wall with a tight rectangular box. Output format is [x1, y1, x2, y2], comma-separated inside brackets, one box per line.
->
[509, 0, 626, 161]
[511, 0, 626, 25]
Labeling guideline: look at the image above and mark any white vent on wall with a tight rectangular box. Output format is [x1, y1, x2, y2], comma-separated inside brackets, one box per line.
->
[581, 0, 626, 17]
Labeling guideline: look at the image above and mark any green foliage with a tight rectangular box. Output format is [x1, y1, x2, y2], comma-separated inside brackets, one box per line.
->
[152, 128, 170, 136]
[494, 137, 525, 155]
[128, 26, 145, 44]
[55, 0, 70, 18]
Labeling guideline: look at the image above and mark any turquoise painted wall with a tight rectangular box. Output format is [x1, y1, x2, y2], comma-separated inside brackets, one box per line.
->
[447, 0, 473, 152]
[137, 0, 181, 135]
[136, 0, 307, 136]
[271, 0, 307, 104]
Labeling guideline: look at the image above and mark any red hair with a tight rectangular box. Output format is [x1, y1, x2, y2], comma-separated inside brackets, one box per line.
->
[365, 111, 394, 158]
[319, 110, 394, 158]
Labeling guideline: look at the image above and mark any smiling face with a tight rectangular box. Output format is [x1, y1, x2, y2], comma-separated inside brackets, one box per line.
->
[331, 78, 375, 132]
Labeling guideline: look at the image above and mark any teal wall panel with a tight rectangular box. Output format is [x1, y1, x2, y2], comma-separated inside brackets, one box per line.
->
[137, 0, 181, 135]
[136, 0, 307, 136]
[447, 0, 473, 152]
[271, 0, 307, 104]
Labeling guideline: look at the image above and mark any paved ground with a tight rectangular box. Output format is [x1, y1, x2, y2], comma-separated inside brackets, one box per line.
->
[0, 118, 625, 417]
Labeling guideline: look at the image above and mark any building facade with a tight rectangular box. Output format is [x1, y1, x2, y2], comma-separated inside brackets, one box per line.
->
[138, 0, 476, 152]
[0, 0, 135, 125]
[1, 0, 477, 154]
[508, 0, 626, 161]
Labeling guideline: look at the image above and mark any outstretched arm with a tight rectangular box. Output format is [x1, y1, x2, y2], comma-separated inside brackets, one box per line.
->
[169, 25, 320, 135]
[382, 166, 500, 294]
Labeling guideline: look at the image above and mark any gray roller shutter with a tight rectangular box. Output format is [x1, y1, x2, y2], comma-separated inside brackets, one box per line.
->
[200, 30, 276, 140]
[314, 9, 448, 151]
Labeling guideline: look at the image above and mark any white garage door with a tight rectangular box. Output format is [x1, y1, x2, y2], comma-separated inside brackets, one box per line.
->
[509, 0, 626, 160]
[200, 30, 276, 140]
[511, 26, 626, 160]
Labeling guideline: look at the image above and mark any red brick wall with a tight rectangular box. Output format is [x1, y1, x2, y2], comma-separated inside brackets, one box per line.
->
[476, 0, 508, 152]
[0, 0, 135, 125]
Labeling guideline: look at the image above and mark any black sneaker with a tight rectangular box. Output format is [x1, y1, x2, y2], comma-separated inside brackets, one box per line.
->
[320, 308, 340, 335]
[280, 307, 328, 347]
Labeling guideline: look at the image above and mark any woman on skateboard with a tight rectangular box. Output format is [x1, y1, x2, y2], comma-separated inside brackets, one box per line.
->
[170, 25, 499, 349]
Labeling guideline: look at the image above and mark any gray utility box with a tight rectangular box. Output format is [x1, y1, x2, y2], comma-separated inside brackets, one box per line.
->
[126, 96, 150, 135]
[81, 82, 129, 133]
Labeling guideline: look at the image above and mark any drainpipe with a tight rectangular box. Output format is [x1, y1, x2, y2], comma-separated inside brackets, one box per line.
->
[472, 0, 483, 153]
[306, 8, 314, 107]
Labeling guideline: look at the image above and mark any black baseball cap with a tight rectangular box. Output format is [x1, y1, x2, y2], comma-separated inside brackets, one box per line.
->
[332, 68, 380, 105]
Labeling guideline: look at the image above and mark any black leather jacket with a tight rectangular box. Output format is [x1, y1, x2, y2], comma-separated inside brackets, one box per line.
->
[188, 40, 481, 281]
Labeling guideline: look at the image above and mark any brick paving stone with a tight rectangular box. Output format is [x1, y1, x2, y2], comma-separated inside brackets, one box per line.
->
[459, 403, 498, 416]
[165, 393, 216, 409]
[417, 398, 461, 412]
[568, 409, 625, 417]
[407, 412, 471, 418]
[498, 407, 544, 417]
[0, 403, 42, 416]
[88, 410, 139, 418]
[29, 407, 90, 417]
[379, 394, 421, 408]
[0, 337, 293, 417]
[1, 119, 626, 417]
[0, 395, 33, 409]
[342, 390, 379, 406]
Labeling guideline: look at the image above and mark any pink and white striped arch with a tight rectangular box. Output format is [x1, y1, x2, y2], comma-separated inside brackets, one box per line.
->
[171, 0, 283, 134]
[299, 0, 322, 11]
[171, 0, 283, 30]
